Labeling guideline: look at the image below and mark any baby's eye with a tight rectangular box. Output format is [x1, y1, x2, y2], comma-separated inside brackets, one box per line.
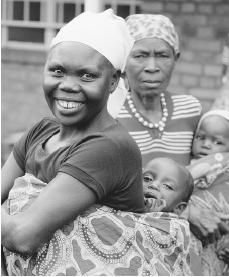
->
[81, 73, 96, 81]
[214, 140, 223, 145]
[163, 183, 174, 190]
[143, 176, 154, 183]
[196, 134, 204, 140]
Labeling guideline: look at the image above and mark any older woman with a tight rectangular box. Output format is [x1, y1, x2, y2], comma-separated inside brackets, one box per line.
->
[110, 14, 202, 167]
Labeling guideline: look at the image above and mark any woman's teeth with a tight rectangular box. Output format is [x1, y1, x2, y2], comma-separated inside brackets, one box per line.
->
[58, 100, 82, 109]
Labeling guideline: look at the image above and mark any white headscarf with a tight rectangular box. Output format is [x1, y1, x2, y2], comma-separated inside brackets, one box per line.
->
[50, 9, 133, 72]
[197, 109, 229, 131]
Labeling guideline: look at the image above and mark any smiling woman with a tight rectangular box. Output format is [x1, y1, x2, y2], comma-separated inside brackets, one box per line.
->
[43, 41, 116, 129]
[1, 9, 145, 275]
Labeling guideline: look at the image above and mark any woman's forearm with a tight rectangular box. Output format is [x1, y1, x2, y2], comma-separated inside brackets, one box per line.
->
[1, 207, 43, 255]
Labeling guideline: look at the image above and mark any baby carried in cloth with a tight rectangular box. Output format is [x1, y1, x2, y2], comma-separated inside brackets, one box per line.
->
[4, 173, 192, 276]
[188, 153, 229, 275]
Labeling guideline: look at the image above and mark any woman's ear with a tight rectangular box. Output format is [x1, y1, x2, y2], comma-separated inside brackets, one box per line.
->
[175, 52, 180, 61]
[173, 202, 187, 216]
[110, 70, 121, 94]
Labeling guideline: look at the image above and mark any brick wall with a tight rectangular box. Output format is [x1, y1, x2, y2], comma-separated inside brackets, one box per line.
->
[142, 0, 229, 112]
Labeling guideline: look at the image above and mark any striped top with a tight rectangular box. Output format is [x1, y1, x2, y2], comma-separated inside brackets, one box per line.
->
[117, 93, 202, 167]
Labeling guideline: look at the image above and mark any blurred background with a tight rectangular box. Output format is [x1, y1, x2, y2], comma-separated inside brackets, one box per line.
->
[1, 0, 229, 164]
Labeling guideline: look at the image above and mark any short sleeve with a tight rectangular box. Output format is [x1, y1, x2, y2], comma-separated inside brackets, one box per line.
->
[13, 118, 58, 172]
[13, 130, 29, 171]
[59, 136, 123, 200]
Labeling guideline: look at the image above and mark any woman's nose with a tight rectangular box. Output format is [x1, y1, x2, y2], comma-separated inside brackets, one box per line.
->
[59, 76, 81, 92]
[144, 57, 159, 73]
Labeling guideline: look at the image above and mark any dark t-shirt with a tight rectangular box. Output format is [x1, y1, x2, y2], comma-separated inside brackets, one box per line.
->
[13, 117, 145, 213]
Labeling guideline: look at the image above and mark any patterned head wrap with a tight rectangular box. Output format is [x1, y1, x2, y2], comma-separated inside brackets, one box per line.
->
[197, 109, 229, 131]
[50, 9, 133, 72]
[126, 14, 179, 55]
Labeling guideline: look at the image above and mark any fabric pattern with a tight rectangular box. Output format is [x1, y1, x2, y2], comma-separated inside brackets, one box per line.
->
[117, 94, 202, 167]
[126, 14, 179, 54]
[189, 155, 229, 276]
[4, 174, 192, 276]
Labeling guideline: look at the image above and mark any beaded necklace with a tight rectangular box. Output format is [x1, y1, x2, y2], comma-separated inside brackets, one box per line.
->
[126, 92, 168, 132]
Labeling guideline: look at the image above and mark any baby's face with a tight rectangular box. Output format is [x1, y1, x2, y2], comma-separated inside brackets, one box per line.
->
[143, 158, 187, 212]
[192, 115, 229, 159]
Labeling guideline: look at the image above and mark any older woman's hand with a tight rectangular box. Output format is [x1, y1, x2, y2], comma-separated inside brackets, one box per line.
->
[188, 202, 229, 245]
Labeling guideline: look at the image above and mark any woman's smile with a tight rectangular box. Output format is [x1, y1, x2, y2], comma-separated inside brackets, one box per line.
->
[55, 99, 84, 114]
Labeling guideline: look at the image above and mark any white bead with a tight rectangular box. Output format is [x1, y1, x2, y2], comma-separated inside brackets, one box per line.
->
[149, 123, 154, 128]
[127, 92, 167, 133]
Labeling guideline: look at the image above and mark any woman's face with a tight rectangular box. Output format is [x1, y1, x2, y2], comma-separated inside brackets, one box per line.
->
[43, 41, 119, 128]
[125, 37, 177, 99]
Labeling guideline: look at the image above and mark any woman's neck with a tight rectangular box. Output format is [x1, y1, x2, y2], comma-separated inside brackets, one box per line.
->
[131, 91, 166, 124]
[132, 91, 163, 112]
[58, 109, 114, 142]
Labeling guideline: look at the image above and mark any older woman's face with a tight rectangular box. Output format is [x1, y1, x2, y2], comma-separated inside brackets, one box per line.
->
[125, 37, 177, 98]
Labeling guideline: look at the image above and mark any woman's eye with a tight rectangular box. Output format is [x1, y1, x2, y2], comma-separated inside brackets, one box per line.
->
[156, 53, 169, 58]
[163, 183, 173, 190]
[55, 69, 62, 74]
[81, 73, 96, 81]
[133, 53, 147, 59]
[50, 68, 63, 76]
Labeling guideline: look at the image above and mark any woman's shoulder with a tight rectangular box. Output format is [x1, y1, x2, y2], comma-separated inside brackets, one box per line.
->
[30, 117, 59, 133]
[170, 94, 202, 118]
[171, 94, 201, 106]
[22, 117, 59, 146]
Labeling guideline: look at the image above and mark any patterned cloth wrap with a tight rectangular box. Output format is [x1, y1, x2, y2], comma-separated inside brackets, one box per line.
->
[188, 153, 229, 275]
[4, 173, 192, 276]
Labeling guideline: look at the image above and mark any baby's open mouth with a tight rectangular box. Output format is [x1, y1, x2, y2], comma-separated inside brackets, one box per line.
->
[144, 190, 159, 200]
[144, 192, 166, 212]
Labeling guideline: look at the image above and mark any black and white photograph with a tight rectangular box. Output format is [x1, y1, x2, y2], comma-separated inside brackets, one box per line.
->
[1, 0, 229, 275]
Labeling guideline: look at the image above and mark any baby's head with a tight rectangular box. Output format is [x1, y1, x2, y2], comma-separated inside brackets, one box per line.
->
[143, 157, 194, 214]
[192, 110, 229, 159]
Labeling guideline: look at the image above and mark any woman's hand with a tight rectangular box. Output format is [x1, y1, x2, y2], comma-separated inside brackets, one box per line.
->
[188, 202, 229, 245]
